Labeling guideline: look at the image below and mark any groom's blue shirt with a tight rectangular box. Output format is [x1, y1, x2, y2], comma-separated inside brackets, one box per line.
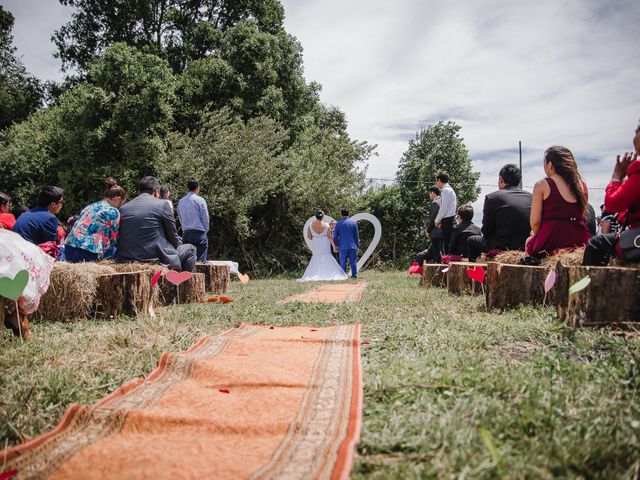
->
[335, 216, 359, 250]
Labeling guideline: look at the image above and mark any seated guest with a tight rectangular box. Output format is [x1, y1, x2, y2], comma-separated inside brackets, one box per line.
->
[13, 185, 64, 245]
[525, 146, 590, 257]
[448, 204, 482, 257]
[159, 185, 173, 211]
[65, 178, 127, 262]
[116, 176, 196, 272]
[583, 122, 640, 266]
[586, 204, 597, 237]
[599, 203, 622, 235]
[415, 186, 443, 265]
[177, 179, 210, 262]
[0, 192, 16, 230]
[468, 164, 532, 261]
[0, 229, 55, 337]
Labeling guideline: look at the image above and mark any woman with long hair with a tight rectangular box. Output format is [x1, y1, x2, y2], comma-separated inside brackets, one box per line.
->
[64, 178, 127, 262]
[525, 146, 590, 257]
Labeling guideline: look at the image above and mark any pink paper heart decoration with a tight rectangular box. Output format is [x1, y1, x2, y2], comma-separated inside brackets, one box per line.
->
[466, 266, 485, 283]
[544, 270, 556, 293]
[151, 270, 163, 288]
[237, 273, 250, 284]
[165, 270, 192, 286]
[442, 266, 450, 274]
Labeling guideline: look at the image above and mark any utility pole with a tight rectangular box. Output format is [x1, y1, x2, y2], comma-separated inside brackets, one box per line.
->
[519, 141, 523, 187]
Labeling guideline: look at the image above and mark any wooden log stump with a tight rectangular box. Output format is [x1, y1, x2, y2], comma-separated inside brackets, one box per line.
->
[419, 264, 447, 287]
[195, 263, 231, 293]
[159, 272, 206, 305]
[447, 262, 486, 295]
[94, 271, 155, 319]
[556, 265, 640, 327]
[486, 263, 557, 310]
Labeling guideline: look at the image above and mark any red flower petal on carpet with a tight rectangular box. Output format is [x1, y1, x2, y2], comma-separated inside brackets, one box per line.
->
[269, 326, 275, 330]
[310, 329, 318, 332]
[218, 388, 230, 394]
[0, 470, 18, 480]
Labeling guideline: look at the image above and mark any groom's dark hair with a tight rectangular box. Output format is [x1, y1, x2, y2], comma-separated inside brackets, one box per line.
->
[341, 209, 349, 217]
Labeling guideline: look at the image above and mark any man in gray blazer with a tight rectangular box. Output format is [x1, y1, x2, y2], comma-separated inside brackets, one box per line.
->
[116, 176, 197, 272]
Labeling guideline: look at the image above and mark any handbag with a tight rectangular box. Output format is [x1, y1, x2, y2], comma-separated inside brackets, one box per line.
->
[618, 226, 640, 263]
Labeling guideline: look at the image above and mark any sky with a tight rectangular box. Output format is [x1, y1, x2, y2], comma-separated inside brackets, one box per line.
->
[5, 0, 640, 215]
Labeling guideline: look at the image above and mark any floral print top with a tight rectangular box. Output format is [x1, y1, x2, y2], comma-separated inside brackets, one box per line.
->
[66, 200, 120, 259]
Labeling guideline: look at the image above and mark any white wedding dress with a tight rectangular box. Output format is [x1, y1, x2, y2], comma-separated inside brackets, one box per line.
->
[299, 224, 348, 282]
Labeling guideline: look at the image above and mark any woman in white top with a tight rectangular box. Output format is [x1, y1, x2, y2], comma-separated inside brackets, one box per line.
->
[299, 210, 348, 282]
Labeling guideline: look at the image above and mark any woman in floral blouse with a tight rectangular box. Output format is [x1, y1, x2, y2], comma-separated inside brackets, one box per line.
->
[65, 178, 127, 262]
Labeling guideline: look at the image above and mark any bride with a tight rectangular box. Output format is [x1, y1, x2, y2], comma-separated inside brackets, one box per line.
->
[299, 210, 348, 282]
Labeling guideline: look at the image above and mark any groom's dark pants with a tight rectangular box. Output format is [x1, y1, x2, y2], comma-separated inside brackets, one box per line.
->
[340, 248, 358, 278]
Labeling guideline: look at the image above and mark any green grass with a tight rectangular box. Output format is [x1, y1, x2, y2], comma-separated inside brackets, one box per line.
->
[1, 271, 639, 478]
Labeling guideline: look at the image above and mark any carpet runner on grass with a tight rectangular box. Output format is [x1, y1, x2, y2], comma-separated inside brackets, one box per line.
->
[280, 282, 367, 304]
[1, 324, 363, 480]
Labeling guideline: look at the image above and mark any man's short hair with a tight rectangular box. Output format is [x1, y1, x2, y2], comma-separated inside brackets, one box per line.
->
[499, 164, 521, 187]
[457, 204, 474, 222]
[428, 186, 441, 196]
[187, 179, 199, 191]
[341, 209, 349, 217]
[37, 185, 64, 207]
[0, 192, 10, 207]
[139, 176, 161, 194]
[435, 171, 449, 183]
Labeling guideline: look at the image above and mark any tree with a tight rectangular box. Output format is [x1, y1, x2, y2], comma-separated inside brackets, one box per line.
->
[54, 0, 285, 74]
[0, 43, 175, 214]
[0, 6, 42, 131]
[394, 121, 480, 258]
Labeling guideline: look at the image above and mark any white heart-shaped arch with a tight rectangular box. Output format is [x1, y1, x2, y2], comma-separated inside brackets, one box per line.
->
[302, 213, 382, 272]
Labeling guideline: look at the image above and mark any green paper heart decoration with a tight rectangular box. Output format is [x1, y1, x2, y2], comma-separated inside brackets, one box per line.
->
[568, 275, 591, 295]
[0, 270, 29, 301]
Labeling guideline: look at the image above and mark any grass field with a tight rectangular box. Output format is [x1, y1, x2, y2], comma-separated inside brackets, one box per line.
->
[1, 271, 639, 478]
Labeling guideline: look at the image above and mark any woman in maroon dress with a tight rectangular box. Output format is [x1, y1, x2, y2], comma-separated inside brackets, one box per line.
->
[525, 146, 590, 257]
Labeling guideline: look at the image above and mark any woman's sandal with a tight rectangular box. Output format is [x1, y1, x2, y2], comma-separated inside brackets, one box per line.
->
[4, 310, 31, 338]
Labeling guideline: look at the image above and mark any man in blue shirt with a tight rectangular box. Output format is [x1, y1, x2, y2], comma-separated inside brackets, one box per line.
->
[177, 179, 210, 262]
[14, 185, 64, 244]
[334, 209, 360, 279]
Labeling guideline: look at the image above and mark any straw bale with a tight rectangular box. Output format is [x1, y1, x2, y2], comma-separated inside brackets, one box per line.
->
[36, 262, 116, 322]
[491, 248, 584, 268]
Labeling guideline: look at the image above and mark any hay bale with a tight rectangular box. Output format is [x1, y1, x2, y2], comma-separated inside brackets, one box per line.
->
[195, 263, 230, 293]
[36, 262, 116, 322]
[158, 273, 206, 305]
[491, 248, 584, 268]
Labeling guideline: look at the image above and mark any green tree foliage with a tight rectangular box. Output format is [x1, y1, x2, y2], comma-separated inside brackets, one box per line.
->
[362, 184, 405, 263]
[54, 0, 285, 74]
[160, 107, 372, 272]
[0, 6, 42, 131]
[364, 121, 480, 263]
[0, 43, 175, 214]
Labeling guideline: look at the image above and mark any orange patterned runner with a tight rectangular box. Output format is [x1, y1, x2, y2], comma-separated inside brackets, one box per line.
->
[1, 324, 363, 479]
[280, 282, 368, 304]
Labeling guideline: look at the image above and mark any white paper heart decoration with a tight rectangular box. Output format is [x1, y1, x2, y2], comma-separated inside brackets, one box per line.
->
[302, 213, 382, 272]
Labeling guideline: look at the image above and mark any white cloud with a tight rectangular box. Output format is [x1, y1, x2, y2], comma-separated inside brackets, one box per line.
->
[5, 0, 640, 216]
[282, 0, 640, 215]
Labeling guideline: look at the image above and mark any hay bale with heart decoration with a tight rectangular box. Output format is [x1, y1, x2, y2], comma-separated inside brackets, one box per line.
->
[447, 262, 486, 295]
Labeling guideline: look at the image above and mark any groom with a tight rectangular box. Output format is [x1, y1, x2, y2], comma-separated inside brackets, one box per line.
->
[334, 209, 360, 279]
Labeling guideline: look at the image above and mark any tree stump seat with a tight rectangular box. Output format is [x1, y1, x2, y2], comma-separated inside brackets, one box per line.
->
[419, 264, 447, 287]
[95, 270, 155, 318]
[158, 272, 206, 305]
[556, 265, 640, 327]
[195, 263, 231, 293]
[447, 262, 487, 295]
[485, 262, 557, 310]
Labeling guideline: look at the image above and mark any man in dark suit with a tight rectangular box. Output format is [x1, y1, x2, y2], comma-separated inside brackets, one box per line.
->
[448, 204, 482, 257]
[467, 164, 532, 262]
[334, 209, 360, 279]
[116, 176, 197, 272]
